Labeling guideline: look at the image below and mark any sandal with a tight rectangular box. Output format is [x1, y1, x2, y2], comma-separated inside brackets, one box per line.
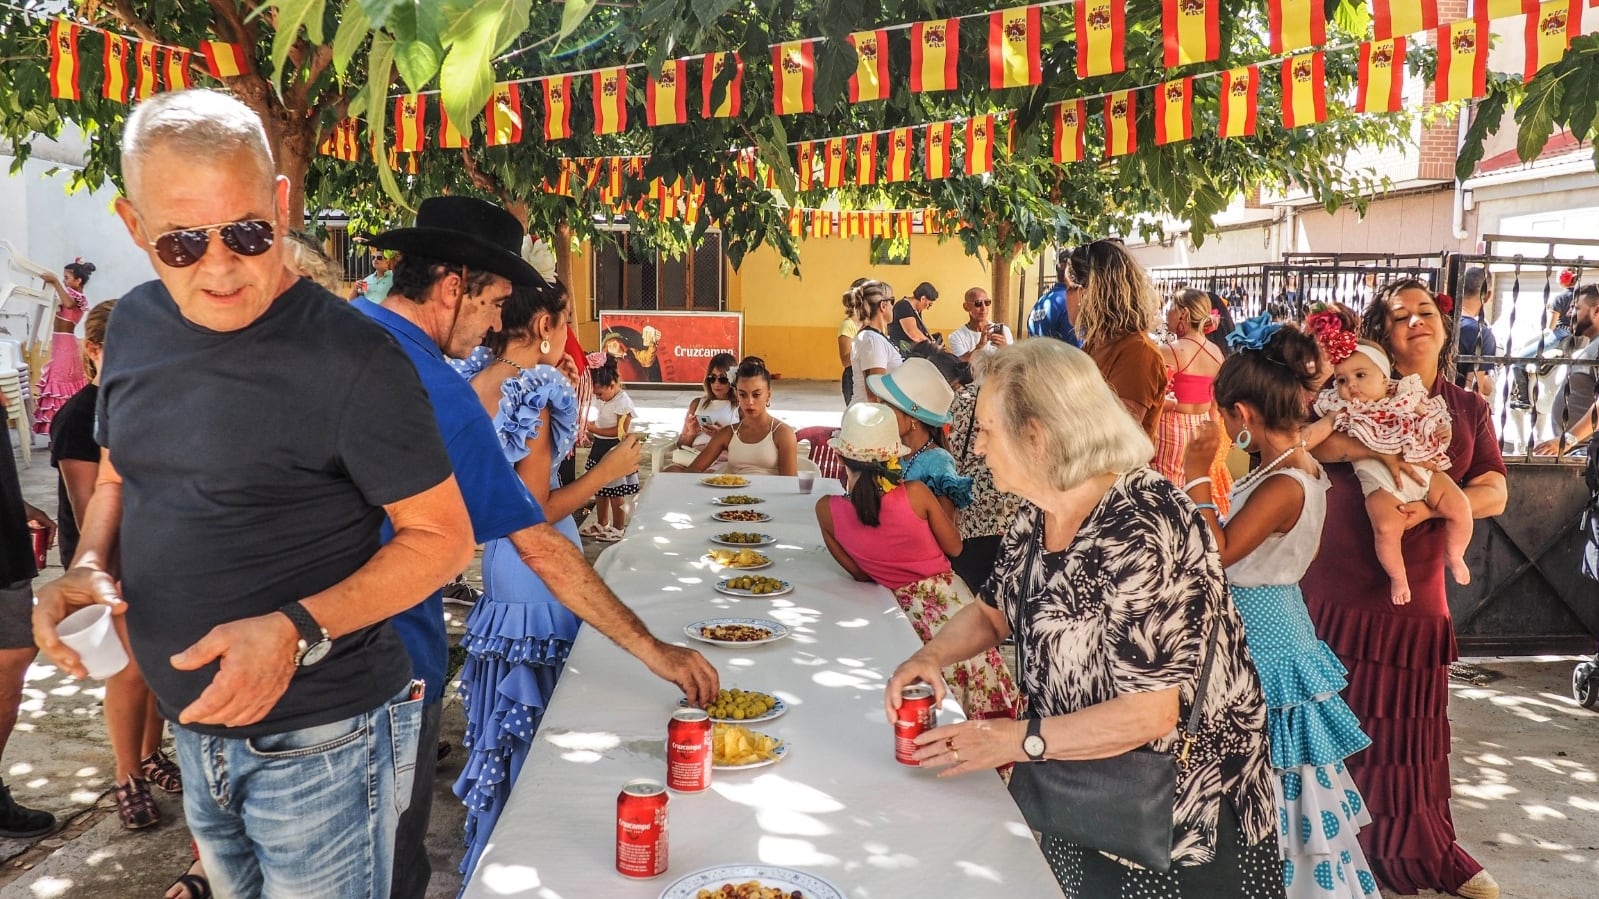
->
[114, 777, 159, 830]
[141, 749, 183, 794]
[166, 859, 212, 899]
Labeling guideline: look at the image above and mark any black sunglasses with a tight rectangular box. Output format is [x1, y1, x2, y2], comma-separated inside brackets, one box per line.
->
[706, 374, 729, 384]
[147, 219, 275, 268]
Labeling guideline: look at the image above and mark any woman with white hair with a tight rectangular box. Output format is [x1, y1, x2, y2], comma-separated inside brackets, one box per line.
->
[884, 340, 1281, 898]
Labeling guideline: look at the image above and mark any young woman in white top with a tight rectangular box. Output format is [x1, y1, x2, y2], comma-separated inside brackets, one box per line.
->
[850, 280, 902, 405]
[671, 353, 740, 467]
[666, 357, 798, 476]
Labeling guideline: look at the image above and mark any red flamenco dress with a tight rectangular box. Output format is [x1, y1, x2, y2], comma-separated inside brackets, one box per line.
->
[33, 285, 88, 436]
[1302, 378, 1504, 895]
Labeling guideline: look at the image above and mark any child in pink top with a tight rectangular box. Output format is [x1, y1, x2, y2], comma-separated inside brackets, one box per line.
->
[816, 403, 1018, 721]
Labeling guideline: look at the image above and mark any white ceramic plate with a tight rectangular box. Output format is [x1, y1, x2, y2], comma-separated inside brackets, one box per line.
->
[709, 532, 777, 548]
[710, 495, 766, 506]
[712, 739, 789, 771]
[715, 578, 793, 598]
[660, 864, 844, 899]
[683, 617, 790, 648]
[677, 693, 789, 724]
[711, 510, 773, 524]
[699, 476, 749, 488]
[703, 552, 773, 571]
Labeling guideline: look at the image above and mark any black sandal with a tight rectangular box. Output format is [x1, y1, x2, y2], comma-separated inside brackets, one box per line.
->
[114, 777, 159, 830]
[141, 749, 183, 793]
[167, 860, 211, 899]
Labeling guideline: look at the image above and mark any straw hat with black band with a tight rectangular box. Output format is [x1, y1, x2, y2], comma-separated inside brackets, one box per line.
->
[367, 196, 544, 288]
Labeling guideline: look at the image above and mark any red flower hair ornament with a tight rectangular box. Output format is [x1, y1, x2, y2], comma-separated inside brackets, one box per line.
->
[1434, 293, 1454, 315]
[1306, 310, 1357, 366]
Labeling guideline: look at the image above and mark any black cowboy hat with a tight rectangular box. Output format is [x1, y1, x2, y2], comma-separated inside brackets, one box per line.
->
[367, 196, 542, 287]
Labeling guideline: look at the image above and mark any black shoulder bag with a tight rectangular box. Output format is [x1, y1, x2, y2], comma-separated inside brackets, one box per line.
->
[1005, 535, 1220, 873]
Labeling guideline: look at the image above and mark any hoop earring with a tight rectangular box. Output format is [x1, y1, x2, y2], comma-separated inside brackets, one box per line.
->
[1235, 428, 1252, 451]
[540, 339, 551, 355]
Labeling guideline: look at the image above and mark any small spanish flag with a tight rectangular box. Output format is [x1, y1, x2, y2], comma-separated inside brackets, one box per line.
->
[542, 76, 572, 141]
[787, 208, 803, 237]
[1280, 52, 1327, 129]
[600, 157, 625, 204]
[1156, 77, 1193, 145]
[394, 95, 426, 152]
[822, 137, 847, 188]
[201, 41, 248, 79]
[551, 160, 575, 197]
[646, 59, 688, 126]
[990, 6, 1042, 88]
[1371, 0, 1437, 41]
[1219, 66, 1258, 138]
[965, 114, 997, 175]
[855, 133, 877, 186]
[102, 34, 130, 103]
[134, 41, 159, 100]
[701, 52, 743, 118]
[339, 119, 361, 161]
[164, 48, 193, 91]
[1434, 19, 1487, 103]
[1484, 0, 1537, 16]
[771, 40, 815, 115]
[593, 68, 628, 135]
[1053, 100, 1086, 163]
[925, 121, 953, 179]
[885, 128, 914, 182]
[910, 19, 959, 92]
[842, 211, 863, 239]
[1524, 0, 1580, 81]
[1075, 0, 1126, 78]
[438, 103, 469, 149]
[48, 20, 80, 101]
[1267, 0, 1326, 54]
[486, 83, 522, 146]
[388, 148, 419, 175]
[1162, 0, 1219, 67]
[1104, 91, 1136, 158]
[810, 210, 833, 238]
[849, 30, 890, 103]
[732, 147, 757, 182]
[795, 142, 816, 191]
[1356, 38, 1406, 114]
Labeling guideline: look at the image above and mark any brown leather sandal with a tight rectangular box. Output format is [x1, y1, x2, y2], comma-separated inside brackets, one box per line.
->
[141, 750, 183, 794]
[115, 777, 159, 830]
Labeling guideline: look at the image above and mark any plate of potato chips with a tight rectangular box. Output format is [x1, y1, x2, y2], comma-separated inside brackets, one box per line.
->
[710, 723, 787, 770]
[703, 548, 772, 570]
[699, 475, 750, 488]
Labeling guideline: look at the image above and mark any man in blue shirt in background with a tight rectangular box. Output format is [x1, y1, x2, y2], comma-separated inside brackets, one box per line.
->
[1028, 247, 1081, 347]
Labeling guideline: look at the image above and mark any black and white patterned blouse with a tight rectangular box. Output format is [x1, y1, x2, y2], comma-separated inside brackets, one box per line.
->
[949, 384, 1024, 541]
[979, 468, 1276, 867]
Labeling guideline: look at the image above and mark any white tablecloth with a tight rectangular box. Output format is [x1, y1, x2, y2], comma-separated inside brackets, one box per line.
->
[462, 473, 1058, 898]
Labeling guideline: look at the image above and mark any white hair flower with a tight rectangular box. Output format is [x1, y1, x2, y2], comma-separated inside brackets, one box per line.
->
[521, 236, 558, 286]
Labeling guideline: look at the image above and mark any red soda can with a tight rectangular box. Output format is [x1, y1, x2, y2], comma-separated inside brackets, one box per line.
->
[895, 683, 937, 766]
[616, 778, 669, 878]
[31, 526, 49, 570]
[666, 708, 712, 793]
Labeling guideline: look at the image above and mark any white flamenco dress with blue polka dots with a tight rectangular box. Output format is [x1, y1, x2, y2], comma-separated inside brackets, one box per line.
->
[1224, 468, 1380, 899]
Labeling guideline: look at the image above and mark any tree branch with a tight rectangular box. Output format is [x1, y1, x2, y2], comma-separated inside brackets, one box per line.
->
[105, 0, 163, 43]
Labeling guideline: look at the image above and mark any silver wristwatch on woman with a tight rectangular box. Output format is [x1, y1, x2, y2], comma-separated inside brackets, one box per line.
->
[1023, 717, 1047, 761]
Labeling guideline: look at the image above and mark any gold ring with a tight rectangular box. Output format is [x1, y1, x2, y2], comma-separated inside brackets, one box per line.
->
[952, 749, 960, 763]
[945, 738, 955, 751]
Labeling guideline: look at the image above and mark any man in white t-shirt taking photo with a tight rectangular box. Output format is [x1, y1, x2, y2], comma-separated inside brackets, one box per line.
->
[946, 287, 1013, 364]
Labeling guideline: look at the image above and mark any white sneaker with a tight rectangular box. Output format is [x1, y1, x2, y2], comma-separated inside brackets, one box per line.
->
[1455, 870, 1499, 899]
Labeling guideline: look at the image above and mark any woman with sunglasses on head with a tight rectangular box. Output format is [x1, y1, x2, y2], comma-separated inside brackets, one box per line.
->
[849, 280, 903, 406]
[34, 259, 96, 436]
[1072, 240, 1168, 439]
[666, 357, 797, 476]
[670, 354, 740, 468]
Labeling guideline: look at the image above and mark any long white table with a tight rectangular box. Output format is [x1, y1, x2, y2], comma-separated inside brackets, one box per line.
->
[463, 473, 1058, 898]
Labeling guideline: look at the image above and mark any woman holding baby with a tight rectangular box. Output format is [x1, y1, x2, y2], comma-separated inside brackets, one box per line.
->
[1303, 279, 1507, 899]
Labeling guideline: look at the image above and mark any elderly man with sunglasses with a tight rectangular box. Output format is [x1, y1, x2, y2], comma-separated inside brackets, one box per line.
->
[31, 90, 474, 898]
[946, 287, 1014, 364]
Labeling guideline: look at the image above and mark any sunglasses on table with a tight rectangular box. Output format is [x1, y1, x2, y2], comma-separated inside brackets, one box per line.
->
[146, 219, 276, 268]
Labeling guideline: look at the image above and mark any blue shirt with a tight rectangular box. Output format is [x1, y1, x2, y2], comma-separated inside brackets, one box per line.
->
[355, 299, 544, 703]
[1027, 282, 1080, 347]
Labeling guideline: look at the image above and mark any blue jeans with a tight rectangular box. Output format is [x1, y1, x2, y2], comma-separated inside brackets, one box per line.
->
[173, 689, 423, 899]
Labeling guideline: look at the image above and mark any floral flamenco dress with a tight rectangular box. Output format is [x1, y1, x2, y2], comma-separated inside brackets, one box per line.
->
[1226, 466, 1379, 899]
[450, 348, 582, 881]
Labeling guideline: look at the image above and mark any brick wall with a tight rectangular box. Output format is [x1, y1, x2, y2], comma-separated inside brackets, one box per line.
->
[1417, 0, 1473, 181]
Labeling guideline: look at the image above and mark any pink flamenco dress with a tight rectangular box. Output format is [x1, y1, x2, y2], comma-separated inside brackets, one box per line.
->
[448, 347, 583, 883]
[33, 285, 88, 435]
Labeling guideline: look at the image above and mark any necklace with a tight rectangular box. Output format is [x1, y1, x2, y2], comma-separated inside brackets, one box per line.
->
[1232, 441, 1304, 497]
[903, 432, 934, 465]
[494, 356, 528, 373]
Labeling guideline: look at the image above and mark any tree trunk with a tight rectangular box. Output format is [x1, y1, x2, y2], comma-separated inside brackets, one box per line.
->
[990, 246, 1018, 333]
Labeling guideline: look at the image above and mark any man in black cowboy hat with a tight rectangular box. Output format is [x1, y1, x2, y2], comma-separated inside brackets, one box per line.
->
[361, 196, 720, 895]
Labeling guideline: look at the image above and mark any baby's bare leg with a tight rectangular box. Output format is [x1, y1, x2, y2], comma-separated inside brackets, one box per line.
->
[1366, 490, 1412, 606]
[1428, 475, 1474, 585]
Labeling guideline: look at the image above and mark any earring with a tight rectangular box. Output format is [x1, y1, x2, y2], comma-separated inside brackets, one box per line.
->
[1235, 427, 1252, 451]
[540, 339, 551, 354]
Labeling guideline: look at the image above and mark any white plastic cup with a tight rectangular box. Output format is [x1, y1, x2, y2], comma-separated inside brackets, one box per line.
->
[56, 605, 129, 679]
[797, 471, 816, 494]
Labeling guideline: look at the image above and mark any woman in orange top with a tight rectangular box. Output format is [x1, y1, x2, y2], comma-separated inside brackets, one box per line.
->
[1069, 240, 1167, 438]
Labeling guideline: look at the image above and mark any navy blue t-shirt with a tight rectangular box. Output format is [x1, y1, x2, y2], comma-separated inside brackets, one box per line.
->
[355, 300, 544, 704]
[1028, 282, 1080, 346]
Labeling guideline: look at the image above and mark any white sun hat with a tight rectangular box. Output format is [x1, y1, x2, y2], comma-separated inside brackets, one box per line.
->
[828, 403, 912, 463]
[866, 357, 954, 427]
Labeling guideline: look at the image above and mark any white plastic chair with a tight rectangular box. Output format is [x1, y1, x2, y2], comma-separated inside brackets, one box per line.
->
[794, 456, 821, 474]
[0, 368, 30, 466]
[0, 240, 59, 382]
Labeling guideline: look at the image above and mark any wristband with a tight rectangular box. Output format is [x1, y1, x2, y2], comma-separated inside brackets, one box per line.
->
[1193, 503, 1218, 514]
[1182, 477, 1212, 493]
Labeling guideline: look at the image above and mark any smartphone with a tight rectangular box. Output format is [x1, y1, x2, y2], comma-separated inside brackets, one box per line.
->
[696, 413, 714, 428]
[989, 324, 1004, 334]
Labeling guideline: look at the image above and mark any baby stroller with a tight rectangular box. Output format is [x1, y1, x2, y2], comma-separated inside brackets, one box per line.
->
[1571, 434, 1599, 709]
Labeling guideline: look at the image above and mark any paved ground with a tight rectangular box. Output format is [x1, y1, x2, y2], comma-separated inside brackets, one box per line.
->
[3, 380, 1598, 898]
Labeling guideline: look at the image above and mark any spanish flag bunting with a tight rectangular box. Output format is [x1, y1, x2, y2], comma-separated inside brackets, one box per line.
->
[1156, 77, 1193, 145]
[788, 208, 803, 237]
[702, 52, 743, 118]
[48, 20, 80, 101]
[772, 40, 816, 115]
[339, 119, 361, 161]
[855, 133, 877, 186]
[394, 94, 426, 152]
[102, 34, 130, 103]
[1484, 0, 1537, 16]
[317, 128, 336, 158]
[848, 30, 890, 103]
[1053, 100, 1086, 163]
[1104, 91, 1136, 157]
[990, 6, 1042, 88]
[1434, 19, 1486, 102]
[732, 148, 758, 182]
[925, 122, 953, 179]
[1219, 66, 1258, 138]
[602, 157, 626, 203]
[542, 76, 572, 141]
[1370, 0, 1437, 41]
[886, 128, 914, 182]
[1267, 0, 1326, 54]
[438, 103, 469, 149]
[924, 209, 943, 234]
[965, 114, 996, 175]
[823, 138, 848, 188]
[910, 19, 959, 92]
[898, 211, 914, 237]
[795, 142, 817, 191]
[551, 160, 574, 197]
[485, 83, 522, 146]
[1162, 0, 1219, 67]
[1524, 0, 1580, 81]
[1075, 0, 1126, 78]
[593, 68, 628, 135]
[385, 146, 419, 175]
[134, 41, 159, 100]
[646, 59, 688, 126]
[842, 211, 862, 239]
[164, 48, 193, 91]
[871, 212, 889, 238]
[1280, 52, 1328, 128]
[200, 41, 248, 79]
[1356, 38, 1405, 114]
[811, 210, 833, 238]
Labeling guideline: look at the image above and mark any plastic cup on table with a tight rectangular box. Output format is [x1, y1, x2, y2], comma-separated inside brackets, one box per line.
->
[797, 471, 816, 494]
[56, 605, 129, 679]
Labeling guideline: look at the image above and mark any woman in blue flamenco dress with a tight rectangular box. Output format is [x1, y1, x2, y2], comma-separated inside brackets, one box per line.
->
[450, 277, 644, 882]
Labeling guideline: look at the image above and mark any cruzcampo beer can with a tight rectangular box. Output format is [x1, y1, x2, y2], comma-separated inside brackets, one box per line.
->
[895, 683, 937, 766]
[666, 708, 713, 793]
[615, 778, 668, 878]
